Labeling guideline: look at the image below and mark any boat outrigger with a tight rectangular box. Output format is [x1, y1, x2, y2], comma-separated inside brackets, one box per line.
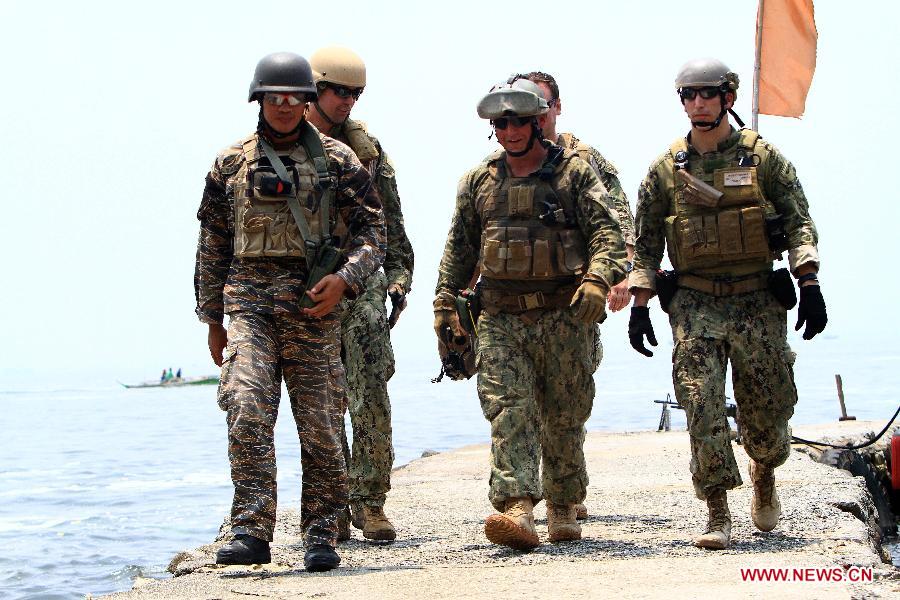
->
[119, 375, 219, 389]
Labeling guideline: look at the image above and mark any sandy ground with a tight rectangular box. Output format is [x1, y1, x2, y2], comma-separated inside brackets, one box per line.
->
[103, 421, 899, 599]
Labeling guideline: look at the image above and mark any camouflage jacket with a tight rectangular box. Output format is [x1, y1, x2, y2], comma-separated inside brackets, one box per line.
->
[557, 132, 635, 246]
[330, 119, 414, 293]
[435, 143, 626, 305]
[193, 130, 385, 325]
[630, 127, 819, 291]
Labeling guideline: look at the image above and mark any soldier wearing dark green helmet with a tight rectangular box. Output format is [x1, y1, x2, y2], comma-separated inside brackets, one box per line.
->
[434, 80, 626, 550]
[628, 57, 826, 550]
[195, 51, 386, 572]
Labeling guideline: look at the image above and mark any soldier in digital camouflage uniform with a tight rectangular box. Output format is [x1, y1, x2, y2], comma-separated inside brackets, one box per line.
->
[194, 52, 385, 571]
[519, 71, 635, 522]
[628, 58, 827, 550]
[306, 46, 414, 542]
[434, 80, 626, 550]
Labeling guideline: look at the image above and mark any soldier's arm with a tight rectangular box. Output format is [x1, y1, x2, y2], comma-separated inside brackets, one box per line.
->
[574, 167, 627, 291]
[194, 161, 233, 325]
[762, 144, 819, 275]
[332, 142, 387, 298]
[377, 151, 415, 293]
[629, 165, 668, 294]
[589, 147, 635, 250]
[434, 173, 481, 308]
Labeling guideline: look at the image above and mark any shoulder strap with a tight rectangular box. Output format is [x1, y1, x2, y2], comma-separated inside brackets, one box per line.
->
[300, 122, 335, 239]
[342, 118, 380, 162]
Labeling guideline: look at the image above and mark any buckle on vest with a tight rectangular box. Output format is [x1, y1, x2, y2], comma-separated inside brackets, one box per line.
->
[711, 280, 733, 297]
[517, 291, 545, 311]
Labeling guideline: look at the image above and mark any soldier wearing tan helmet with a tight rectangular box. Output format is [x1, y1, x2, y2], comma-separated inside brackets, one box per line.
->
[434, 81, 626, 550]
[308, 46, 414, 543]
[628, 58, 826, 550]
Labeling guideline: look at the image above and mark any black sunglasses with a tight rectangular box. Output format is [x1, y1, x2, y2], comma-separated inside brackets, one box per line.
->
[492, 116, 533, 130]
[326, 83, 364, 99]
[678, 86, 722, 101]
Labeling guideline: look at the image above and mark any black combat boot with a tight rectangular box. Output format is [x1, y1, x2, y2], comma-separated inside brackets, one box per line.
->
[304, 544, 340, 572]
[216, 534, 271, 565]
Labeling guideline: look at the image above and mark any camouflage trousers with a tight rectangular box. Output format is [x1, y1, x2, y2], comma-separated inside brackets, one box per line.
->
[338, 271, 395, 507]
[217, 310, 349, 546]
[668, 288, 798, 500]
[476, 307, 599, 511]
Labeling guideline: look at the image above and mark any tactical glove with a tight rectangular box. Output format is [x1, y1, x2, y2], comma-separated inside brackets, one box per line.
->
[795, 285, 827, 340]
[629, 306, 658, 357]
[388, 283, 407, 329]
[571, 281, 607, 324]
[434, 310, 464, 345]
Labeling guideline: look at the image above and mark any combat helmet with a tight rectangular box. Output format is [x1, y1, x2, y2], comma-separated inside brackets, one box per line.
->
[310, 46, 366, 88]
[478, 77, 549, 156]
[248, 52, 317, 102]
[675, 58, 745, 129]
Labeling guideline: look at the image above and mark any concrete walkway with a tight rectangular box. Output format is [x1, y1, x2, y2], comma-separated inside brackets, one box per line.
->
[104, 421, 899, 599]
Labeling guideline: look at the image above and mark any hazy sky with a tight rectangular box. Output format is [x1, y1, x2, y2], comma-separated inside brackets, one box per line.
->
[2, 0, 897, 385]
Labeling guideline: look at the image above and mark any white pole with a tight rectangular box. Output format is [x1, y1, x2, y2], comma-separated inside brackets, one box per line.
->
[752, 0, 765, 131]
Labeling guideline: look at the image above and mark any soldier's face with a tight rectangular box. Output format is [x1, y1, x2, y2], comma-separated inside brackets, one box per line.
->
[262, 97, 307, 134]
[683, 90, 734, 123]
[494, 118, 533, 153]
[317, 86, 357, 124]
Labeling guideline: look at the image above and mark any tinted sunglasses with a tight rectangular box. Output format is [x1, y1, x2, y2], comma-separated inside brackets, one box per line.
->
[263, 93, 306, 107]
[327, 84, 364, 100]
[678, 86, 721, 101]
[492, 116, 533, 130]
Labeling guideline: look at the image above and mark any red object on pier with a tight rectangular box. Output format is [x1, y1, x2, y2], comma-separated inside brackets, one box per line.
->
[892, 434, 900, 491]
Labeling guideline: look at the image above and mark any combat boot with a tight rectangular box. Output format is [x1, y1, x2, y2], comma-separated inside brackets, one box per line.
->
[575, 503, 588, 520]
[484, 497, 540, 550]
[216, 534, 271, 565]
[337, 506, 351, 542]
[362, 505, 397, 541]
[304, 544, 340, 572]
[693, 489, 731, 550]
[749, 460, 782, 532]
[350, 500, 365, 530]
[547, 502, 582, 542]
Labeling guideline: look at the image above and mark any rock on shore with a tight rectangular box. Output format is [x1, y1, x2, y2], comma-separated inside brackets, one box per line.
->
[104, 422, 899, 599]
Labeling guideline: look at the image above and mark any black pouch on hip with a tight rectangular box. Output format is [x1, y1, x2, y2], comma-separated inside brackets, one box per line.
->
[767, 267, 797, 310]
[656, 270, 679, 314]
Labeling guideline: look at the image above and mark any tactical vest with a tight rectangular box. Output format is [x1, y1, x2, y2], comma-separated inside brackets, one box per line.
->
[477, 150, 588, 283]
[232, 128, 333, 259]
[657, 129, 775, 276]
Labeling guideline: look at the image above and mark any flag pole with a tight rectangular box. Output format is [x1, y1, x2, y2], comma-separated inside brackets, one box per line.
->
[752, 0, 765, 131]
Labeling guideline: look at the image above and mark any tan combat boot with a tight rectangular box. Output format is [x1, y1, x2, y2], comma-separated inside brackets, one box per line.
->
[693, 489, 732, 550]
[362, 505, 397, 541]
[547, 503, 582, 542]
[749, 460, 782, 532]
[484, 497, 540, 550]
[575, 503, 588, 520]
[350, 500, 365, 530]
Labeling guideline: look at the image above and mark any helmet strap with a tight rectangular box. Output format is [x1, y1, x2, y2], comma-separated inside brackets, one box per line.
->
[506, 119, 544, 157]
[690, 91, 730, 131]
[257, 105, 304, 141]
[313, 101, 342, 133]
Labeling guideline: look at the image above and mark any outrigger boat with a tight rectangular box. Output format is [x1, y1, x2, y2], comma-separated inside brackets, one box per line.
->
[119, 375, 219, 389]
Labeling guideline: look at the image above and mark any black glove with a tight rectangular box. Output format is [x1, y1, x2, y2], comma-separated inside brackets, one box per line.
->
[795, 284, 827, 340]
[388, 288, 407, 329]
[629, 306, 658, 357]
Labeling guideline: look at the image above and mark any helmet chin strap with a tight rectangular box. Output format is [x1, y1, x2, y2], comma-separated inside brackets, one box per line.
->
[257, 106, 304, 140]
[691, 93, 746, 131]
[313, 101, 343, 133]
[506, 120, 546, 157]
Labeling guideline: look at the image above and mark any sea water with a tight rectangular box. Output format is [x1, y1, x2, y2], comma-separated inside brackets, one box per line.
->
[0, 336, 897, 599]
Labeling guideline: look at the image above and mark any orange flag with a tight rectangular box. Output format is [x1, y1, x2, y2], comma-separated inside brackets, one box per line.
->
[757, 0, 817, 118]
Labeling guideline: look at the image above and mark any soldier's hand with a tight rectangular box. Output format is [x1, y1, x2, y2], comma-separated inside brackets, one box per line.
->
[795, 284, 827, 340]
[571, 281, 607, 323]
[628, 306, 657, 357]
[208, 323, 227, 367]
[388, 283, 407, 328]
[433, 309, 464, 341]
[607, 279, 633, 312]
[303, 274, 349, 318]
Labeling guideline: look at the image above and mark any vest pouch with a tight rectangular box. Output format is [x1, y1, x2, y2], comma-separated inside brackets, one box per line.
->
[481, 226, 507, 276]
[238, 209, 268, 257]
[508, 186, 535, 217]
[532, 238, 554, 277]
[285, 216, 307, 255]
[557, 229, 587, 274]
[740, 206, 769, 258]
[715, 167, 759, 207]
[265, 214, 289, 257]
[675, 215, 721, 270]
[718, 210, 743, 257]
[505, 227, 532, 277]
